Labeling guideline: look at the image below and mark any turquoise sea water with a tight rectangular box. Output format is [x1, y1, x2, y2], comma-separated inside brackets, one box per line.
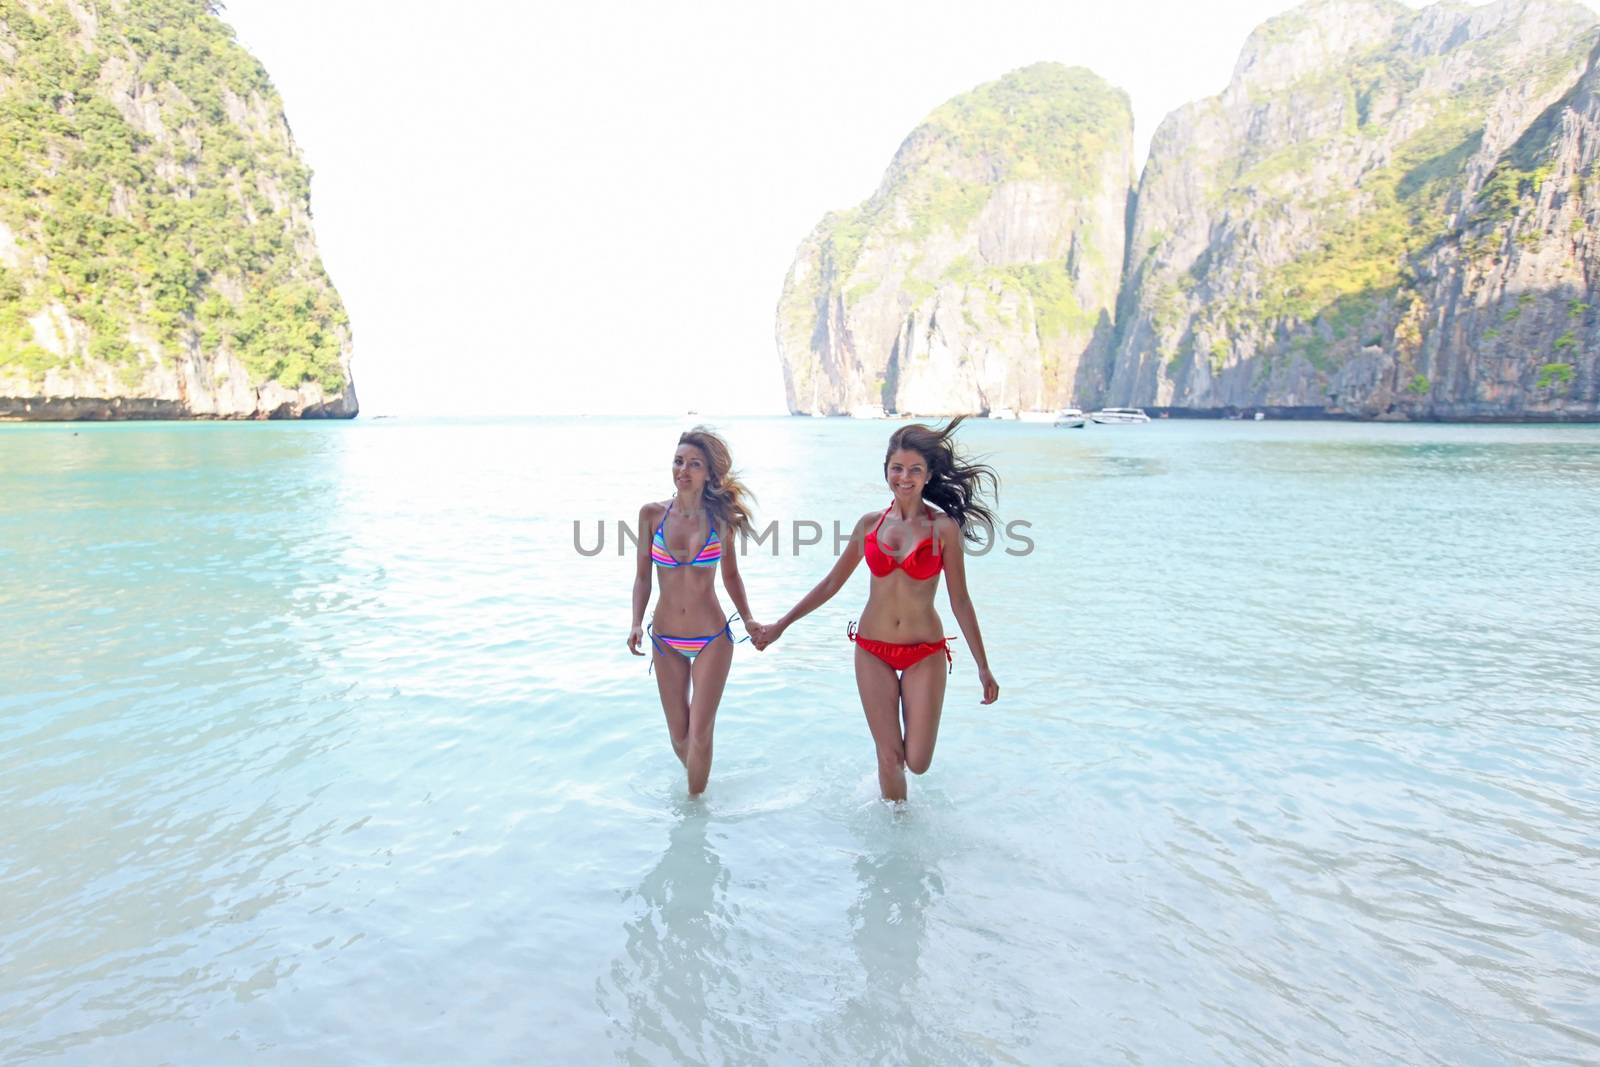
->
[2, 416, 1598, 1066]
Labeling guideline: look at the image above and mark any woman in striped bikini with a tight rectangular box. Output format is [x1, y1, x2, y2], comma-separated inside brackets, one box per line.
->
[752, 418, 999, 802]
[628, 427, 759, 796]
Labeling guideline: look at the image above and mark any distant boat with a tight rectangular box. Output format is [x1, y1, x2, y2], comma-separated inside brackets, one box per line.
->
[1089, 407, 1151, 424]
[1253, 412, 1266, 421]
[1017, 410, 1055, 423]
[988, 407, 1017, 420]
[1053, 408, 1086, 429]
[848, 404, 885, 419]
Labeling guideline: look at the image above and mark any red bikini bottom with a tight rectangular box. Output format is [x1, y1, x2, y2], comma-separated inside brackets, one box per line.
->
[848, 621, 954, 674]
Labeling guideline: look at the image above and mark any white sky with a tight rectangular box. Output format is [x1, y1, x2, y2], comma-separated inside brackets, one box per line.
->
[218, 0, 1596, 416]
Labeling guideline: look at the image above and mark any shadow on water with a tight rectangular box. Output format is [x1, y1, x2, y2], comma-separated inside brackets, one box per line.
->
[599, 809, 760, 1065]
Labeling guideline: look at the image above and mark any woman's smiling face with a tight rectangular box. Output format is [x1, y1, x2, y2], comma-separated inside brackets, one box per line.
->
[885, 448, 928, 501]
[672, 443, 709, 494]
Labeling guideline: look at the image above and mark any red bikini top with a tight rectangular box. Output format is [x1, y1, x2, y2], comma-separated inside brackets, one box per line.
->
[864, 504, 942, 580]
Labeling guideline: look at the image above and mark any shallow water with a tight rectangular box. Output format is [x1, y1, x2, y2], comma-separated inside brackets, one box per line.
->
[2, 416, 1597, 1065]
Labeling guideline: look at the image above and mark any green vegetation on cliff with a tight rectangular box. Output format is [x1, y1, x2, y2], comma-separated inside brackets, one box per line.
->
[1262, 106, 1484, 324]
[922, 63, 1130, 189]
[940, 255, 1097, 342]
[818, 64, 1130, 281]
[1187, 10, 1599, 374]
[777, 61, 1133, 415]
[0, 0, 347, 390]
[1537, 362, 1574, 388]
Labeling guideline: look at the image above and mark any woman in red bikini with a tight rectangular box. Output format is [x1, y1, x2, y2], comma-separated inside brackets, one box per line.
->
[754, 418, 999, 801]
[627, 427, 760, 796]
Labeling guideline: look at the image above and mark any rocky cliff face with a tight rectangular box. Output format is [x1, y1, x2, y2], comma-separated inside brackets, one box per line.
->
[1104, 0, 1599, 418]
[776, 64, 1132, 415]
[0, 0, 355, 420]
[1403, 36, 1600, 417]
[776, 0, 1600, 420]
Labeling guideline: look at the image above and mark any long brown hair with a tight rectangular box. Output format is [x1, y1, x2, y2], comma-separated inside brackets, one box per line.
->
[884, 416, 998, 542]
[678, 426, 755, 536]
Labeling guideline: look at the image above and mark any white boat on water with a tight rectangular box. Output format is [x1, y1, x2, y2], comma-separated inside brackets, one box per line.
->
[1017, 410, 1056, 423]
[848, 404, 886, 419]
[1053, 407, 1087, 429]
[1089, 407, 1151, 424]
[988, 407, 1017, 420]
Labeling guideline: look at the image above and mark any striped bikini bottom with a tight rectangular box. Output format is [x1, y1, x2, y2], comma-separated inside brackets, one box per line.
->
[648, 614, 745, 672]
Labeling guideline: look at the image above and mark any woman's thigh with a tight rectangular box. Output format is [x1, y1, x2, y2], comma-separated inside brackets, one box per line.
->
[687, 629, 735, 733]
[652, 640, 691, 736]
[855, 645, 905, 758]
[899, 650, 948, 771]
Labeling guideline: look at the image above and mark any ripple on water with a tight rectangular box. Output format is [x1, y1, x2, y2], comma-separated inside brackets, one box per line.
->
[1, 418, 1598, 1065]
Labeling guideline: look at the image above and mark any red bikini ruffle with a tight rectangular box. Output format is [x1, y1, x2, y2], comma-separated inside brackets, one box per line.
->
[848, 621, 954, 673]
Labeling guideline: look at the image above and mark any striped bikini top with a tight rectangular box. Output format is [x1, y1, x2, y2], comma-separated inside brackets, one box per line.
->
[651, 500, 721, 568]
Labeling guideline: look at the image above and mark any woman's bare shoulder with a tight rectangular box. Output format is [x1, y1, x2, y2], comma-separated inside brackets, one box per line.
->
[932, 511, 965, 542]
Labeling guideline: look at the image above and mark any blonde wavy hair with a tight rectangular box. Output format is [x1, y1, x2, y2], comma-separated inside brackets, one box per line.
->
[678, 426, 755, 536]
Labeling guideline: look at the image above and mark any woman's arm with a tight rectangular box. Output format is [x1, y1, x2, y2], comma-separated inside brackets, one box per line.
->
[720, 525, 758, 632]
[628, 503, 656, 655]
[940, 517, 998, 704]
[765, 513, 870, 644]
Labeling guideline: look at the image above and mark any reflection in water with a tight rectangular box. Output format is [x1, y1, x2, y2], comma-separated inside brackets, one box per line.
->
[5, 419, 1599, 1065]
[601, 811, 756, 1065]
[820, 825, 989, 1067]
[854, 847, 940, 992]
[837, 844, 940, 1059]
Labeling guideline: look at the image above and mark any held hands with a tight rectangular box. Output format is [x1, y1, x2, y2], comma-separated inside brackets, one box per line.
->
[627, 624, 645, 656]
[978, 667, 1000, 705]
[747, 619, 784, 651]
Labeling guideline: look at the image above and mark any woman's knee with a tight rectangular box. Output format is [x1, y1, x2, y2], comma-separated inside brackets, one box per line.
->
[905, 748, 934, 775]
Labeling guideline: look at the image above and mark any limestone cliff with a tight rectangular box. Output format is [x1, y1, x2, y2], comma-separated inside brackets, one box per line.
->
[0, 0, 355, 420]
[775, 64, 1132, 416]
[1103, 0, 1599, 418]
[1403, 36, 1600, 417]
